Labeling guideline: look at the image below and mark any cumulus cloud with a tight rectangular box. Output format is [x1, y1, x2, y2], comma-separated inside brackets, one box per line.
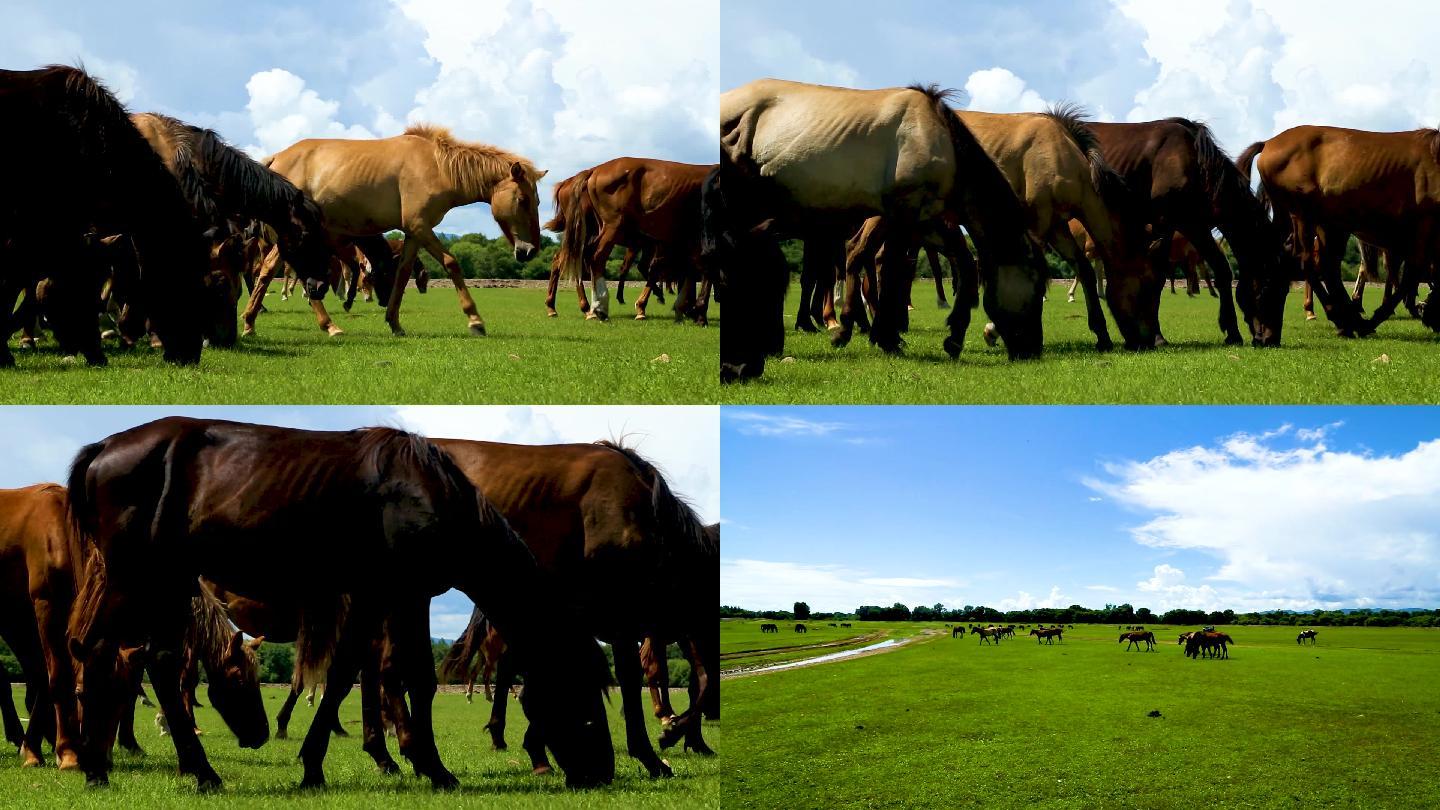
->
[745, 29, 859, 87]
[722, 559, 963, 612]
[244, 68, 377, 157]
[1088, 425, 1440, 610]
[996, 586, 1067, 612]
[964, 67, 1048, 113]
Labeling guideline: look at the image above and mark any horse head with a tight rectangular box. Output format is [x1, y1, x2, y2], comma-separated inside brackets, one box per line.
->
[491, 162, 547, 262]
[204, 631, 269, 750]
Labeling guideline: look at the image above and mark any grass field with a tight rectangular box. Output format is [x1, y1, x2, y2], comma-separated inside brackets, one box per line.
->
[0, 685, 719, 809]
[721, 620, 935, 671]
[724, 280, 1440, 404]
[2, 285, 720, 405]
[722, 620, 1440, 809]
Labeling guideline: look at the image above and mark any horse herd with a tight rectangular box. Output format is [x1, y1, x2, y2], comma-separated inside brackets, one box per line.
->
[0, 64, 715, 369]
[707, 77, 1440, 381]
[0, 416, 717, 792]
[938, 623, 1326, 661]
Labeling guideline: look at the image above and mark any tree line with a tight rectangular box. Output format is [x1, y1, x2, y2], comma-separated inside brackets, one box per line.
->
[396, 232, 635, 281]
[722, 602, 1440, 628]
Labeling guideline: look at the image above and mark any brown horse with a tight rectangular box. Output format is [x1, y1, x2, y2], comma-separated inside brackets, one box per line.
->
[263, 125, 546, 337]
[976, 626, 1003, 645]
[433, 438, 716, 779]
[1239, 125, 1440, 334]
[552, 157, 714, 324]
[129, 112, 334, 343]
[65, 418, 613, 791]
[717, 79, 1037, 379]
[1184, 631, 1233, 659]
[1030, 627, 1064, 644]
[1120, 631, 1156, 651]
[0, 65, 207, 367]
[1089, 119, 1290, 348]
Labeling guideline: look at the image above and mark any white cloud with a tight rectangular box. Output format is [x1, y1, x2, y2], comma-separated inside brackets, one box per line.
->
[745, 29, 859, 87]
[724, 410, 851, 439]
[1089, 426, 1440, 610]
[721, 558, 963, 612]
[243, 68, 377, 157]
[964, 67, 1047, 113]
[996, 585, 1067, 612]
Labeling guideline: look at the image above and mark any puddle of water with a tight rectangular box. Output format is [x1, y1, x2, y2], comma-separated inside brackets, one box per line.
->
[745, 639, 899, 673]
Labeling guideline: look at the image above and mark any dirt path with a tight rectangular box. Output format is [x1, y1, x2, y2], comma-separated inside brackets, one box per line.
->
[722, 632, 885, 662]
[721, 629, 944, 679]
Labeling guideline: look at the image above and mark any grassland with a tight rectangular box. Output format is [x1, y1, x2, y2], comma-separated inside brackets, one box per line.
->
[722, 620, 1440, 809]
[721, 620, 936, 671]
[724, 280, 1440, 404]
[0, 685, 719, 809]
[2, 285, 720, 405]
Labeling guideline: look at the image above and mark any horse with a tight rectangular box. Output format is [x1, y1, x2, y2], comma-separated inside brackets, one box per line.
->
[952, 626, 966, 639]
[128, 112, 334, 343]
[1120, 631, 1156, 651]
[425, 438, 716, 779]
[1239, 125, 1440, 335]
[760, 623, 778, 634]
[64, 418, 614, 791]
[717, 79, 1038, 379]
[0, 65, 207, 367]
[1297, 629, 1319, 645]
[794, 623, 807, 633]
[263, 125, 545, 337]
[1184, 631, 1233, 659]
[1088, 118, 1290, 348]
[840, 622, 852, 628]
[550, 158, 715, 324]
[976, 627, 1003, 645]
[1030, 627, 1063, 645]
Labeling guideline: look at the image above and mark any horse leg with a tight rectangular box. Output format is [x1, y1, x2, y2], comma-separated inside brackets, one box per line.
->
[485, 651, 517, 751]
[642, 639, 675, 726]
[633, 247, 656, 319]
[1311, 226, 1364, 336]
[275, 674, 302, 740]
[796, 240, 821, 332]
[147, 618, 223, 791]
[615, 247, 635, 305]
[0, 679, 22, 749]
[381, 237, 424, 336]
[1353, 242, 1377, 312]
[942, 227, 979, 358]
[412, 228, 485, 335]
[116, 685, 142, 755]
[383, 604, 454, 789]
[835, 218, 882, 348]
[1182, 227, 1243, 345]
[517, 695, 553, 775]
[926, 246, 950, 308]
[871, 225, 916, 354]
[585, 232, 615, 322]
[1052, 225, 1113, 351]
[545, 263, 562, 317]
[241, 245, 283, 336]
[612, 639, 671, 778]
[299, 607, 375, 789]
[359, 645, 400, 774]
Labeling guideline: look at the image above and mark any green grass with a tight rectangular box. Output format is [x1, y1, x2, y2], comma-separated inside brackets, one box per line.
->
[0, 686, 719, 808]
[725, 280, 1440, 403]
[2, 285, 720, 404]
[720, 620, 934, 670]
[723, 621, 1440, 809]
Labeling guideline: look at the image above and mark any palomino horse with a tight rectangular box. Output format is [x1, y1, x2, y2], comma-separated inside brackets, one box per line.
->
[1089, 119, 1290, 348]
[1239, 125, 1440, 334]
[0, 66, 207, 367]
[0, 484, 264, 772]
[549, 158, 715, 323]
[1120, 631, 1156, 651]
[264, 125, 546, 337]
[976, 627, 1004, 645]
[717, 79, 1036, 379]
[129, 112, 335, 342]
[65, 418, 614, 791]
[432, 438, 716, 779]
[1297, 629, 1319, 645]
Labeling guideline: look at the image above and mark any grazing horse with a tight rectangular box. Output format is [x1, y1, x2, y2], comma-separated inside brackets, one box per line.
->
[428, 439, 716, 778]
[1030, 627, 1064, 645]
[976, 627, 1003, 645]
[1184, 631, 1233, 659]
[1088, 119, 1290, 348]
[1239, 125, 1440, 335]
[0, 65, 206, 367]
[1297, 629, 1319, 645]
[264, 125, 546, 337]
[717, 79, 1037, 380]
[550, 158, 715, 323]
[760, 623, 779, 634]
[952, 626, 966, 639]
[128, 112, 334, 343]
[794, 623, 807, 633]
[65, 418, 614, 791]
[1120, 631, 1156, 651]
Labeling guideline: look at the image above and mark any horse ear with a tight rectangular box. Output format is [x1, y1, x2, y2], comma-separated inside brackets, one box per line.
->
[229, 630, 245, 656]
[247, 635, 266, 650]
[510, 161, 526, 182]
[536, 169, 548, 180]
[119, 645, 147, 670]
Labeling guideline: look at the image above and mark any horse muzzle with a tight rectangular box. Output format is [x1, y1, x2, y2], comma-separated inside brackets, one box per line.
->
[514, 242, 537, 263]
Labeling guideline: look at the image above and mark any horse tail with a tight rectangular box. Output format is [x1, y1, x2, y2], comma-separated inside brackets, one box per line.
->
[295, 594, 349, 687]
[542, 177, 569, 233]
[1235, 140, 1271, 213]
[439, 607, 487, 684]
[559, 169, 594, 281]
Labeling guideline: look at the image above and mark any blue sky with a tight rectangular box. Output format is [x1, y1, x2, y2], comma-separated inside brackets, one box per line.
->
[721, 407, 1440, 614]
[722, 0, 1440, 163]
[1, 0, 717, 235]
[0, 406, 717, 639]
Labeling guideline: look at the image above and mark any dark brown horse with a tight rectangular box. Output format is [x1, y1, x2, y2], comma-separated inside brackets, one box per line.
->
[1119, 631, 1156, 651]
[433, 438, 716, 779]
[0, 66, 207, 366]
[65, 418, 614, 791]
[1088, 119, 1290, 348]
[1030, 627, 1064, 644]
[1239, 125, 1440, 334]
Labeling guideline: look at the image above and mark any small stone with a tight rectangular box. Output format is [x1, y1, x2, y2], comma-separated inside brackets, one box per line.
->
[779, 356, 796, 363]
[508, 354, 521, 360]
[652, 353, 671, 363]
[1372, 353, 1390, 364]
[1226, 353, 1240, 361]
[374, 360, 392, 368]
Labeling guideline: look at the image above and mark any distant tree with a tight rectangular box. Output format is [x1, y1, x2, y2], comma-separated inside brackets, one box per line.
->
[257, 642, 295, 684]
[793, 601, 811, 620]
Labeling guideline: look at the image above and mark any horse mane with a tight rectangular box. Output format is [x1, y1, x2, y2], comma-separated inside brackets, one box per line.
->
[187, 583, 259, 677]
[1162, 117, 1254, 208]
[1041, 102, 1136, 219]
[404, 123, 539, 198]
[593, 440, 714, 559]
[908, 83, 1030, 247]
[136, 111, 324, 233]
[1419, 127, 1440, 164]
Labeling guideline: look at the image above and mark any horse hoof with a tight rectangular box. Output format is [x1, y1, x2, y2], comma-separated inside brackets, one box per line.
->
[492, 742, 508, 752]
[469, 323, 487, 336]
[391, 328, 407, 337]
[635, 313, 647, 320]
[299, 777, 326, 790]
[942, 336, 962, 359]
[275, 729, 287, 740]
[547, 311, 558, 318]
[831, 329, 852, 349]
[937, 300, 950, 309]
[685, 741, 717, 756]
[532, 765, 553, 776]
[58, 752, 80, 770]
[342, 302, 353, 313]
[1305, 312, 1316, 321]
[85, 774, 110, 789]
[19, 337, 37, 349]
[196, 775, 222, 793]
[430, 770, 460, 790]
[650, 760, 674, 779]
[241, 328, 255, 338]
[326, 326, 345, 337]
[378, 759, 401, 775]
[1224, 334, 1243, 346]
